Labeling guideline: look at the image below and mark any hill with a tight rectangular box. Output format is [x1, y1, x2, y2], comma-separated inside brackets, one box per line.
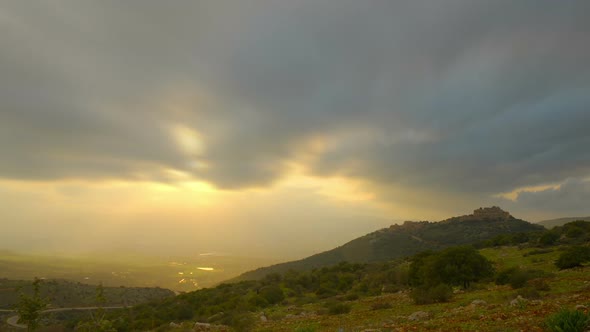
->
[537, 216, 590, 229]
[236, 207, 544, 281]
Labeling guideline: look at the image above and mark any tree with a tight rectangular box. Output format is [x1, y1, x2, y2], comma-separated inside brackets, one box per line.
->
[433, 246, 494, 289]
[16, 277, 47, 332]
[259, 285, 284, 305]
[539, 231, 560, 246]
[410, 246, 493, 289]
[75, 283, 116, 332]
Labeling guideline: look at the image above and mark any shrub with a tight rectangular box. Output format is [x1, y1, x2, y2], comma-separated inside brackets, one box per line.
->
[370, 301, 392, 310]
[326, 303, 351, 315]
[225, 312, 256, 332]
[411, 284, 453, 305]
[495, 267, 547, 289]
[524, 248, 553, 257]
[516, 287, 540, 300]
[539, 231, 560, 246]
[294, 324, 318, 332]
[527, 278, 550, 292]
[555, 246, 590, 270]
[544, 309, 590, 332]
[259, 285, 285, 305]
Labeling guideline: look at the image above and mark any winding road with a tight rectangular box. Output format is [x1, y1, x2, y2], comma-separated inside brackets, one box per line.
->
[5, 306, 127, 329]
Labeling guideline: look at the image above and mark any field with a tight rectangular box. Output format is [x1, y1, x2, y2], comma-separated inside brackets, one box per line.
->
[0, 250, 277, 292]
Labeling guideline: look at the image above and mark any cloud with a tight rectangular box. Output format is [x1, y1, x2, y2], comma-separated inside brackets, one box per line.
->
[1, 0, 589, 207]
[498, 178, 590, 219]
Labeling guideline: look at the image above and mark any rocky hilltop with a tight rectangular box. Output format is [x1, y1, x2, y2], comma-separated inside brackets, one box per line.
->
[446, 206, 512, 222]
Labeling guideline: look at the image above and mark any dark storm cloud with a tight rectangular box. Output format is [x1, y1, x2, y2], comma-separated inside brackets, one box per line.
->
[1, 1, 589, 199]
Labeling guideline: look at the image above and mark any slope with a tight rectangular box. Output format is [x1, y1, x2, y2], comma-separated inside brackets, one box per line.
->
[235, 207, 544, 281]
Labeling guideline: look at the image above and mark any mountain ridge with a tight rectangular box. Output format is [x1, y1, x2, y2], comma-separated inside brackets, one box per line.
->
[234, 206, 543, 281]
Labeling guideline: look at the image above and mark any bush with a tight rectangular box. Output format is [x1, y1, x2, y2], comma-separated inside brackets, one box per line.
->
[555, 246, 590, 270]
[495, 267, 547, 289]
[294, 324, 318, 332]
[527, 278, 550, 292]
[516, 287, 540, 300]
[411, 284, 453, 305]
[544, 309, 590, 332]
[524, 248, 553, 257]
[539, 231, 560, 246]
[259, 285, 285, 305]
[225, 312, 256, 332]
[326, 303, 351, 315]
[343, 293, 359, 301]
[370, 301, 392, 310]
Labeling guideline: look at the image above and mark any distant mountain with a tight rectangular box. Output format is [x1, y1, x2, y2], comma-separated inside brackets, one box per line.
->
[537, 216, 590, 229]
[235, 207, 544, 281]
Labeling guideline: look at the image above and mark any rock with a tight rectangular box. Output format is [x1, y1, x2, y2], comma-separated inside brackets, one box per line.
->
[575, 304, 588, 311]
[260, 314, 268, 322]
[471, 299, 487, 306]
[194, 322, 212, 331]
[169, 322, 181, 328]
[408, 311, 431, 321]
[510, 295, 527, 307]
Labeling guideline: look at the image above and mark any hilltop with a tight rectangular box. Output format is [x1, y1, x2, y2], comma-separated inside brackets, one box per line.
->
[236, 207, 543, 281]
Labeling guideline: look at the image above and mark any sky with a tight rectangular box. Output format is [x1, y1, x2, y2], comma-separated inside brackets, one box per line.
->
[1, 1, 589, 259]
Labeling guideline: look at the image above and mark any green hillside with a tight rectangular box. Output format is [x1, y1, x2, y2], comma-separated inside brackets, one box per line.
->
[236, 207, 544, 281]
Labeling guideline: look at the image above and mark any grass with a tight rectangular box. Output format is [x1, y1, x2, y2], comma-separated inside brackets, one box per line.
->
[252, 246, 590, 331]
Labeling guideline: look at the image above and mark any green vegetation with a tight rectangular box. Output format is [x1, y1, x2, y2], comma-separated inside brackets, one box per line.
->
[495, 267, 549, 289]
[409, 246, 494, 289]
[16, 277, 47, 331]
[75, 283, 117, 332]
[555, 246, 590, 270]
[326, 302, 351, 315]
[0, 278, 174, 310]
[544, 309, 590, 332]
